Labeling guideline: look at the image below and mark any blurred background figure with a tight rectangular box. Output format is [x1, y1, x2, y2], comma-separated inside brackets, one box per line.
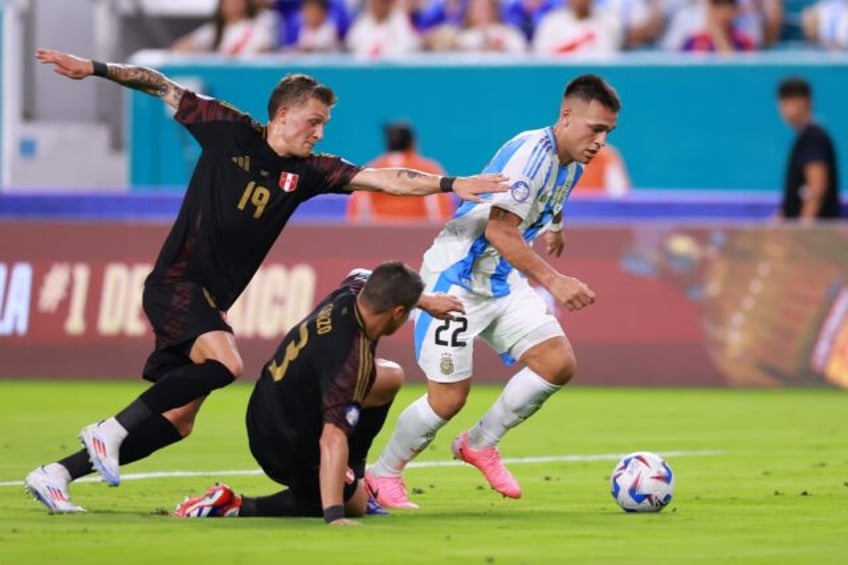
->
[595, 0, 664, 48]
[680, 0, 756, 52]
[776, 77, 841, 220]
[291, 0, 342, 52]
[346, 0, 422, 57]
[172, 0, 278, 55]
[259, 0, 351, 49]
[501, 0, 564, 42]
[576, 144, 631, 197]
[532, 0, 624, 55]
[347, 122, 455, 223]
[801, 0, 848, 50]
[428, 0, 528, 52]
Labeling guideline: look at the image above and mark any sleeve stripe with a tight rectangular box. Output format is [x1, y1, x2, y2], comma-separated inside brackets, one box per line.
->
[353, 334, 373, 402]
[528, 139, 552, 180]
[521, 138, 546, 178]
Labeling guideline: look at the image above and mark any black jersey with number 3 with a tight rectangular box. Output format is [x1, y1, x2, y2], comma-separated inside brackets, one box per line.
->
[146, 91, 362, 310]
[246, 271, 376, 464]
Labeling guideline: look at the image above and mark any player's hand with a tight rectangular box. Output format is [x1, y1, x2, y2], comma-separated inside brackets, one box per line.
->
[35, 48, 94, 80]
[419, 293, 465, 320]
[548, 275, 596, 312]
[453, 174, 510, 203]
[329, 518, 361, 526]
[545, 230, 565, 257]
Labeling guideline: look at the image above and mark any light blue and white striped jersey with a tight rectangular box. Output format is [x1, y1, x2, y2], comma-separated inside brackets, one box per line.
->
[422, 127, 582, 298]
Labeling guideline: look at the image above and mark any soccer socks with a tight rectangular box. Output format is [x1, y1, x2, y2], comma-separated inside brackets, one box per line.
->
[57, 415, 184, 480]
[348, 403, 392, 471]
[240, 490, 319, 518]
[119, 414, 184, 464]
[467, 367, 562, 449]
[133, 360, 235, 424]
[370, 395, 446, 477]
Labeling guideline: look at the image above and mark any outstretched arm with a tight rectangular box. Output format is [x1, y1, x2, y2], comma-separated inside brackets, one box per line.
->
[346, 168, 509, 203]
[35, 48, 186, 110]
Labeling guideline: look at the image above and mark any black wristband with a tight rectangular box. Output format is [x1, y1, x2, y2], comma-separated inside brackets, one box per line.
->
[323, 504, 345, 523]
[439, 176, 456, 193]
[91, 60, 108, 77]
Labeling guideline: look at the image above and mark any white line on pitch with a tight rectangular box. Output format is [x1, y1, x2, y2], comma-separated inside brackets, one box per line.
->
[0, 449, 722, 488]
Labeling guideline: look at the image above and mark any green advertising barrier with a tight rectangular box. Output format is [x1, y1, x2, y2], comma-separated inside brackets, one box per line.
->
[127, 52, 848, 192]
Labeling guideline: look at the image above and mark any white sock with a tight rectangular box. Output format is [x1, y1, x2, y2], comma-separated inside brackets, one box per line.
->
[100, 417, 129, 443]
[370, 395, 446, 477]
[44, 463, 72, 483]
[467, 367, 562, 449]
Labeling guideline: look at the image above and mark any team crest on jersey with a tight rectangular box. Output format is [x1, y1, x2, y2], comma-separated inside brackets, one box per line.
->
[278, 171, 299, 192]
[440, 353, 455, 376]
[510, 180, 531, 203]
[345, 405, 360, 427]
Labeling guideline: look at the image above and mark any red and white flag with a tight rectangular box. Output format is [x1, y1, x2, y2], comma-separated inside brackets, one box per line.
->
[279, 171, 299, 192]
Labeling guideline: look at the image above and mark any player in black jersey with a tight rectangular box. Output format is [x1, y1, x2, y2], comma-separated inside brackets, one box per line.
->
[172, 262, 463, 525]
[25, 48, 503, 514]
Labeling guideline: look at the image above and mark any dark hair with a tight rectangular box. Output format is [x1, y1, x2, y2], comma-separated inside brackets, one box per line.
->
[360, 261, 424, 313]
[303, 0, 329, 10]
[563, 74, 621, 113]
[212, 0, 260, 51]
[385, 123, 414, 152]
[267, 74, 337, 120]
[778, 77, 812, 100]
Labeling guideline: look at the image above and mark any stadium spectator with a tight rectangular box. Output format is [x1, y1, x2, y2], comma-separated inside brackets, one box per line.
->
[366, 75, 619, 509]
[532, 0, 624, 55]
[801, 0, 848, 50]
[776, 77, 841, 220]
[23, 48, 507, 514]
[576, 144, 631, 196]
[172, 264, 464, 525]
[596, 0, 665, 48]
[345, 0, 422, 57]
[347, 122, 455, 223]
[501, 0, 564, 42]
[291, 0, 342, 52]
[735, 0, 783, 47]
[258, 0, 352, 48]
[680, 0, 756, 52]
[453, 0, 529, 52]
[171, 0, 278, 55]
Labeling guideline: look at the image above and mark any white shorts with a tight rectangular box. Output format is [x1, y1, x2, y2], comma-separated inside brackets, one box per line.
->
[414, 267, 565, 383]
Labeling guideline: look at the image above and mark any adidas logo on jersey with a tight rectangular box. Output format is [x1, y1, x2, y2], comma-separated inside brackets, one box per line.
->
[231, 156, 250, 171]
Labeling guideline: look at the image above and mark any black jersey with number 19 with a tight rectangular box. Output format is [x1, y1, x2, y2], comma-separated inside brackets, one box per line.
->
[145, 91, 362, 310]
[246, 271, 376, 467]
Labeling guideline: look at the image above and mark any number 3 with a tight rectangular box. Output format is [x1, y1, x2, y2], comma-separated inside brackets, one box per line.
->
[434, 317, 468, 347]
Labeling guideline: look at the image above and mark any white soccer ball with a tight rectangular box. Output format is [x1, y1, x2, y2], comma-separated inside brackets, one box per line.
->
[610, 452, 675, 512]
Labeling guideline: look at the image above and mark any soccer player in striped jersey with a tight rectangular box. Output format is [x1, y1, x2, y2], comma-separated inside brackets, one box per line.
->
[366, 75, 621, 508]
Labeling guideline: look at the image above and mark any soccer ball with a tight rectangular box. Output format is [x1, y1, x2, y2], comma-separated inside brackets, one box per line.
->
[610, 452, 675, 512]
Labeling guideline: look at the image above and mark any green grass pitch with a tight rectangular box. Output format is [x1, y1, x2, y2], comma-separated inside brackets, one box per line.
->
[1, 381, 846, 564]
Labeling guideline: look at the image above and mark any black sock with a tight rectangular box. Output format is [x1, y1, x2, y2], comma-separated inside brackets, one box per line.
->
[240, 490, 319, 517]
[58, 450, 94, 480]
[57, 415, 183, 479]
[348, 403, 392, 471]
[133, 360, 235, 420]
[119, 414, 183, 465]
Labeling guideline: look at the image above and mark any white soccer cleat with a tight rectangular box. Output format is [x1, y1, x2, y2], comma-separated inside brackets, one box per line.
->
[24, 465, 86, 513]
[80, 422, 122, 486]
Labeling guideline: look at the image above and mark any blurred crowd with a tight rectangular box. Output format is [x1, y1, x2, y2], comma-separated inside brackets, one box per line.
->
[169, 0, 848, 57]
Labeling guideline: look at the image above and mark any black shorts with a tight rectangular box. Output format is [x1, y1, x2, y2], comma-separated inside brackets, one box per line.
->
[141, 282, 232, 382]
[246, 422, 358, 516]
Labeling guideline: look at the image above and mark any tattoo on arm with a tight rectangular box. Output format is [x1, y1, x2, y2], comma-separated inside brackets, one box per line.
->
[490, 207, 513, 221]
[104, 63, 185, 109]
[396, 169, 426, 180]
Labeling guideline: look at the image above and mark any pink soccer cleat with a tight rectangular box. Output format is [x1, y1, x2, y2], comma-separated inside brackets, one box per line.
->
[452, 431, 522, 499]
[173, 483, 242, 518]
[364, 470, 419, 509]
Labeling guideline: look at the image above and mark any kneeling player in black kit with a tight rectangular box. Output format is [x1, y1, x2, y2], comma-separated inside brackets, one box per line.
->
[173, 262, 463, 525]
